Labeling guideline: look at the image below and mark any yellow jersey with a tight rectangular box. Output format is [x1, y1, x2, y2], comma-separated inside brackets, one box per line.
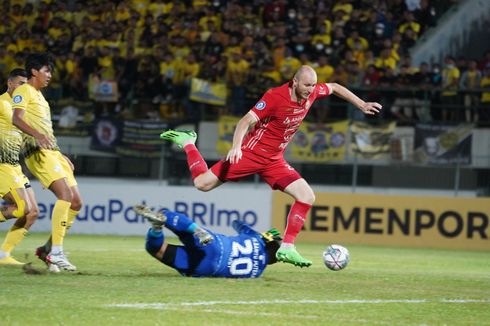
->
[481, 76, 490, 103]
[11, 83, 59, 157]
[0, 92, 22, 165]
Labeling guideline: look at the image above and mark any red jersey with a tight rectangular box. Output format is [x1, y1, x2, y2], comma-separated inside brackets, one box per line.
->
[243, 82, 333, 159]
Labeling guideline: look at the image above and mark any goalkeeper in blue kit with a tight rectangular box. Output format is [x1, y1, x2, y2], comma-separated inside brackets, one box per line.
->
[133, 205, 282, 278]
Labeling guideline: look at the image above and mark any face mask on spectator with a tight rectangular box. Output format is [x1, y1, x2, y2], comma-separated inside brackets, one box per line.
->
[295, 44, 304, 52]
[315, 43, 324, 51]
[288, 10, 296, 19]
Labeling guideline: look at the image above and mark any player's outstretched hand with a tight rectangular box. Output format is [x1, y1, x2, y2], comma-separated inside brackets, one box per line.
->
[226, 147, 243, 164]
[359, 102, 382, 115]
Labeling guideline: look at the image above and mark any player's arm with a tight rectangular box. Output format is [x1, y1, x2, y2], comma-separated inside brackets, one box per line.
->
[327, 83, 382, 115]
[226, 111, 257, 164]
[12, 108, 54, 149]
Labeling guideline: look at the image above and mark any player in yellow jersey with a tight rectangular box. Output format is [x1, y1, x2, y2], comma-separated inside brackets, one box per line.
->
[0, 69, 40, 266]
[12, 53, 83, 272]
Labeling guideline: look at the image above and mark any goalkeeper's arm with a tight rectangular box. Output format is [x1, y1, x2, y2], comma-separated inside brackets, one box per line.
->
[231, 220, 260, 237]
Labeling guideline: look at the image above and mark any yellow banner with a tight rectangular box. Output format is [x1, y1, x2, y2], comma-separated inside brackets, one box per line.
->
[216, 115, 240, 155]
[189, 78, 227, 106]
[350, 121, 396, 160]
[290, 120, 348, 162]
[272, 192, 490, 250]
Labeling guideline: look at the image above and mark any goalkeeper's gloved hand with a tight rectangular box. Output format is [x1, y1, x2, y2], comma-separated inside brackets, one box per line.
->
[261, 228, 282, 242]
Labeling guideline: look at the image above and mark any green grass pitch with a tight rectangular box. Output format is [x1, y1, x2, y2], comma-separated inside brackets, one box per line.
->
[1, 232, 489, 325]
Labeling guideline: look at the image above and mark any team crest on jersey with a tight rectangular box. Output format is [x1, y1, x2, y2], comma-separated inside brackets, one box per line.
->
[254, 100, 266, 110]
[13, 95, 22, 103]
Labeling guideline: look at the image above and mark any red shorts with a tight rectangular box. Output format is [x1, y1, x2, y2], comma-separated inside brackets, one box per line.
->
[210, 152, 302, 191]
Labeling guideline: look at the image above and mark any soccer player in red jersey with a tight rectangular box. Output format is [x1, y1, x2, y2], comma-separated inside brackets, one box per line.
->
[161, 65, 381, 267]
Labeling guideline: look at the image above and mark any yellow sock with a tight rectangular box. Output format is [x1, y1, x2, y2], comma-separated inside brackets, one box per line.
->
[0, 210, 6, 222]
[51, 200, 71, 246]
[0, 226, 27, 253]
[66, 209, 79, 231]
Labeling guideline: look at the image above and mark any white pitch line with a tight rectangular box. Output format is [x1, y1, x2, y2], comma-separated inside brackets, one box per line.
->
[157, 306, 319, 319]
[106, 298, 490, 310]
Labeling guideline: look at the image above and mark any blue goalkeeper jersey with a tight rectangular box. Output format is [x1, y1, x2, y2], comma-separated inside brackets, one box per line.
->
[190, 221, 269, 278]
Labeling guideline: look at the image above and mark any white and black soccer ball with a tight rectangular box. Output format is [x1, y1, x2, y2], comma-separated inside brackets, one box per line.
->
[323, 244, 350, 271]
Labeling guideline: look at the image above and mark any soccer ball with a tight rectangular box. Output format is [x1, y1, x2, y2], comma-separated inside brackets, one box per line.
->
[323, 244, 350, 271]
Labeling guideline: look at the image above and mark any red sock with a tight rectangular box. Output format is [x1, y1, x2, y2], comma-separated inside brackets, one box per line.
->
[183, 144, 208, 180]
[283, 200, 312, 244]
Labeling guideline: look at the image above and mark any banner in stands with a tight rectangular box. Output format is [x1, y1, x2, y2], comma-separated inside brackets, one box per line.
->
[88, 79, 119, 102]
[272, 192, 490, 250]
[0, 181, 272, 236]
[189, 78, 227, 106]
[90, 119, 168, 157]
[350, 121, 396, 160]
[413, 123, 473, 164]
[290, 120, 349, 162]
[216, 115, 239, 155]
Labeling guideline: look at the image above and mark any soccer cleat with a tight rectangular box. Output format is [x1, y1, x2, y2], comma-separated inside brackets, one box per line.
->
[159, 130, 197, 148]
[194, 228, 213, 246]
[0, 255, 25, 265]
[35, 246, 49, 266]
[133, 205, 167, 227]
[275, 246, 312, 268]
[48, 263, 61, 273]
[46, 252, 77, 272]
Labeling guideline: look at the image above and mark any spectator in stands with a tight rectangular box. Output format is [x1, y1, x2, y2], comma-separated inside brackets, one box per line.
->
[375, 48, 397, 71]
[478, 50, 490, 71]
[0, 0, 458, 123]
[361, 64, 382, 107]
[429, 63, 443, 120]
[279, 48, 301, 81]
[459, 60, 482, 122]
[441, 56, 461, 121]
[391, 65, 420, 123]
[378, 67, 398, 120]
[479, 65, 490, 123]
[411, 62, 432, 121]
[226, 49, 250, 116]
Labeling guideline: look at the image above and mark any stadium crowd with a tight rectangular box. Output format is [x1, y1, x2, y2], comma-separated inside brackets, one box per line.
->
[1, 0, 489, 125]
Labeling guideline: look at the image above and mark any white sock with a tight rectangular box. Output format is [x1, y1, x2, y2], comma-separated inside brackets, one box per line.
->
[50, 245, 63, 255]
[280, 242, 294, 250]
[0, 251, 9, 259]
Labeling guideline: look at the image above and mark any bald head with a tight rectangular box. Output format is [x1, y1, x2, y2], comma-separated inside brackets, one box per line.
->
[293, 65, 317, 83]
[291, 65, 317, 102]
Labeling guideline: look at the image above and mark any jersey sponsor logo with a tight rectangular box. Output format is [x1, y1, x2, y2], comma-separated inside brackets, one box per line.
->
[13, 95, 22, 104]
[283, 116, 303, 124]
[254, 100, 266, 110]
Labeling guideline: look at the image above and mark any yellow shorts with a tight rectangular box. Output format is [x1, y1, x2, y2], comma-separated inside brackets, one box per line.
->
[0, 163, 27, 197]
[25, 149, 77, 189]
